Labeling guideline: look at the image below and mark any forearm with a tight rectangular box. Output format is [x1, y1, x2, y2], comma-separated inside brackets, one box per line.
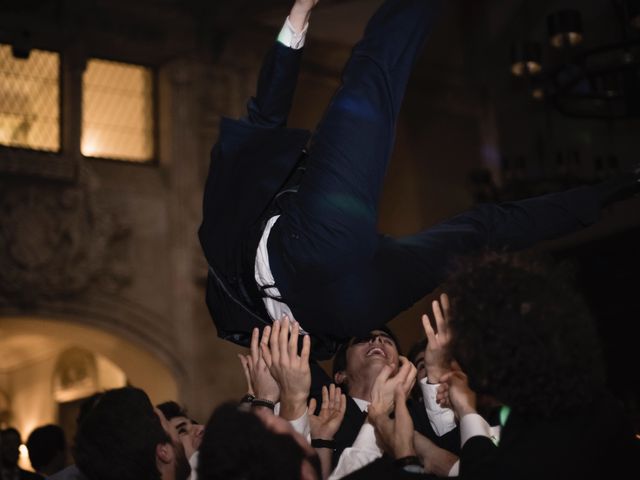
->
[245, 1, 316, 127]
[289, 2, 313, 32]
[279, 394, 309, 421]
[414, 432, 459, 477]
[316, 448, 333, 480]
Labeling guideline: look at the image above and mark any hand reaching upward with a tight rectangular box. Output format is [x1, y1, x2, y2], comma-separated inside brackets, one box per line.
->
[238, 327, 280, 404]
[260, 316, 312, 420]
[421, 292, 453, 383]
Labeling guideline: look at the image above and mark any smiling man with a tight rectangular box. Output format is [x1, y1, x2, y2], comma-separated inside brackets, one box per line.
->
[333, 327, 400, 466]
[322, 327, 455, 478]
[333, 329, 400, 403]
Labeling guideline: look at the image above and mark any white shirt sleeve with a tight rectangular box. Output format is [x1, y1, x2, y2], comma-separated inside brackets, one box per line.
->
[419, 377, 457, 436]
[188, 451, 199, 480]
[459, 413, 494, 447]
[328, 421, 383, 480]
[288, 410, 311, 443]
[448, 459, 460, 477]
[277, 17, 309, 50]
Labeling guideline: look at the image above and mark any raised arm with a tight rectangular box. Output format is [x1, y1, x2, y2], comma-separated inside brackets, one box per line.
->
[244, 0, 319, 127]
[418, 294, 458, 437]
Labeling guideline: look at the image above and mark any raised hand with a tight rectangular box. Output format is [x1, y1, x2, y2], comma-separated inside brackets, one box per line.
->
[260, 316, 311, 420]
[421, 292, 453, 383]
[308, 384, 347, 441]
[369, 356, 417, 415]
[239, 327, 280, 404]
[439, 370, 477, 419]
[368, 386, 416, 460]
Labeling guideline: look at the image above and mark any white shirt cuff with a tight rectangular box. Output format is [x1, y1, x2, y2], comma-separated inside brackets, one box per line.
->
[289, 411, 311, 443]
[420, 377, 457, 436]
[459, 413, 493, 447]
[448, 459, 459, 477]
[277, 16, 309, 50]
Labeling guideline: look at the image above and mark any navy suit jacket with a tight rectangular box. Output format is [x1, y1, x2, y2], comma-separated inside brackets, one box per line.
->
[198, 43, 310, 348]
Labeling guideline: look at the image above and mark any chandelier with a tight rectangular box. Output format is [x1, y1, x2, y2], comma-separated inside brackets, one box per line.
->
[510, 0, 640, 119]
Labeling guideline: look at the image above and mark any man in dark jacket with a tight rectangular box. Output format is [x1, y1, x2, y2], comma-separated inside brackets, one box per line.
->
[198, 0, 640, 358]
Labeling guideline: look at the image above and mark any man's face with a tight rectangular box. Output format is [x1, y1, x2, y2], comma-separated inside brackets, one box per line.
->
[341, 330, 400, 386]
[155, 409, 191, 480]
[168, 416, 204, 460]
[412, 350, 427, 381]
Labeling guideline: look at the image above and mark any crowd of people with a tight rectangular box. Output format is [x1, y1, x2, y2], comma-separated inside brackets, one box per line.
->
[3, 0, 638, 478]
[2, 253, 637, 480]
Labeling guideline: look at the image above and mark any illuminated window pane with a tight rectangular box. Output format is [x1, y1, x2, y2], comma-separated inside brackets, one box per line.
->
[82, 59, 153, 162]
[0, 45, 60, 152]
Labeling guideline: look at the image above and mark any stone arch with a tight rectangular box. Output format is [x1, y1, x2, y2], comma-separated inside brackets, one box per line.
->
[0, 313, 183, 442]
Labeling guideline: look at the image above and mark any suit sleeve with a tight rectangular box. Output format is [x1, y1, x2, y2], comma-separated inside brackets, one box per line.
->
[458, 436, 499, 479]
[244, 42, 304, 128]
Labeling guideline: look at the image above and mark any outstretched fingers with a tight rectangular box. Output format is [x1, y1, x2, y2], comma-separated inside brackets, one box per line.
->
[300, 333, 311, 365]
[308, 397, 317, 414]
[422, 313, 436, 343]
[250, 327, 261, 366]
[269, 319, 282, 365]
[321, 385, 329, 412]
[289, 319, 299, 361]
[434, 294, 450, 343]
[279, 316, 291, 366]
[259, 326, 273, 367]
[238, 354, 254, 394]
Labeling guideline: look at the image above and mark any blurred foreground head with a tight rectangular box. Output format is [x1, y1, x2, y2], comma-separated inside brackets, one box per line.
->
[74, 387, 189, 480]
[443, 252, 605, 417]
[198, 403, 320, 480]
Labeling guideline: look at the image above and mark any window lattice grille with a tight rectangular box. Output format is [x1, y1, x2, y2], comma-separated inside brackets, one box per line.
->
[82, 59, 153, 162]
[0, 45, 60, 152]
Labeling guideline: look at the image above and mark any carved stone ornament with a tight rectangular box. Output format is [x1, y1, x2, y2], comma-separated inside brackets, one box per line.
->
[52, 347, 99, 403]
[0, 170, 131, 306]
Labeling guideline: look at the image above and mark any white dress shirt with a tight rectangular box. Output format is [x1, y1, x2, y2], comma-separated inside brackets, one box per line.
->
[329, 398, 383, 480]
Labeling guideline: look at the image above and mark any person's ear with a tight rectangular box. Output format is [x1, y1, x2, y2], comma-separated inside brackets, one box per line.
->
[334, 371, 347, 386]
[156, 442, 174, 465]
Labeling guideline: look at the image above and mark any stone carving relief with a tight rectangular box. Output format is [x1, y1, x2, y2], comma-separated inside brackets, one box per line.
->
[0, 169, 131, 306]
[52, 347, 99, 403]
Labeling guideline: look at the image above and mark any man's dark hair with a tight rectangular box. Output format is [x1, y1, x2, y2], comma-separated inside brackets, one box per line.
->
[1, 427, 20, 440]
[443, 252, 606, 418]
[331, 325, 402, 383]
[156, 401, 188, 421]
[26, 424, 66, 471]
[76, 392, 105, 426]
[198, 403, 314, 480]
[1, 428, 22, 468]
[73, 387, 170, 480]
